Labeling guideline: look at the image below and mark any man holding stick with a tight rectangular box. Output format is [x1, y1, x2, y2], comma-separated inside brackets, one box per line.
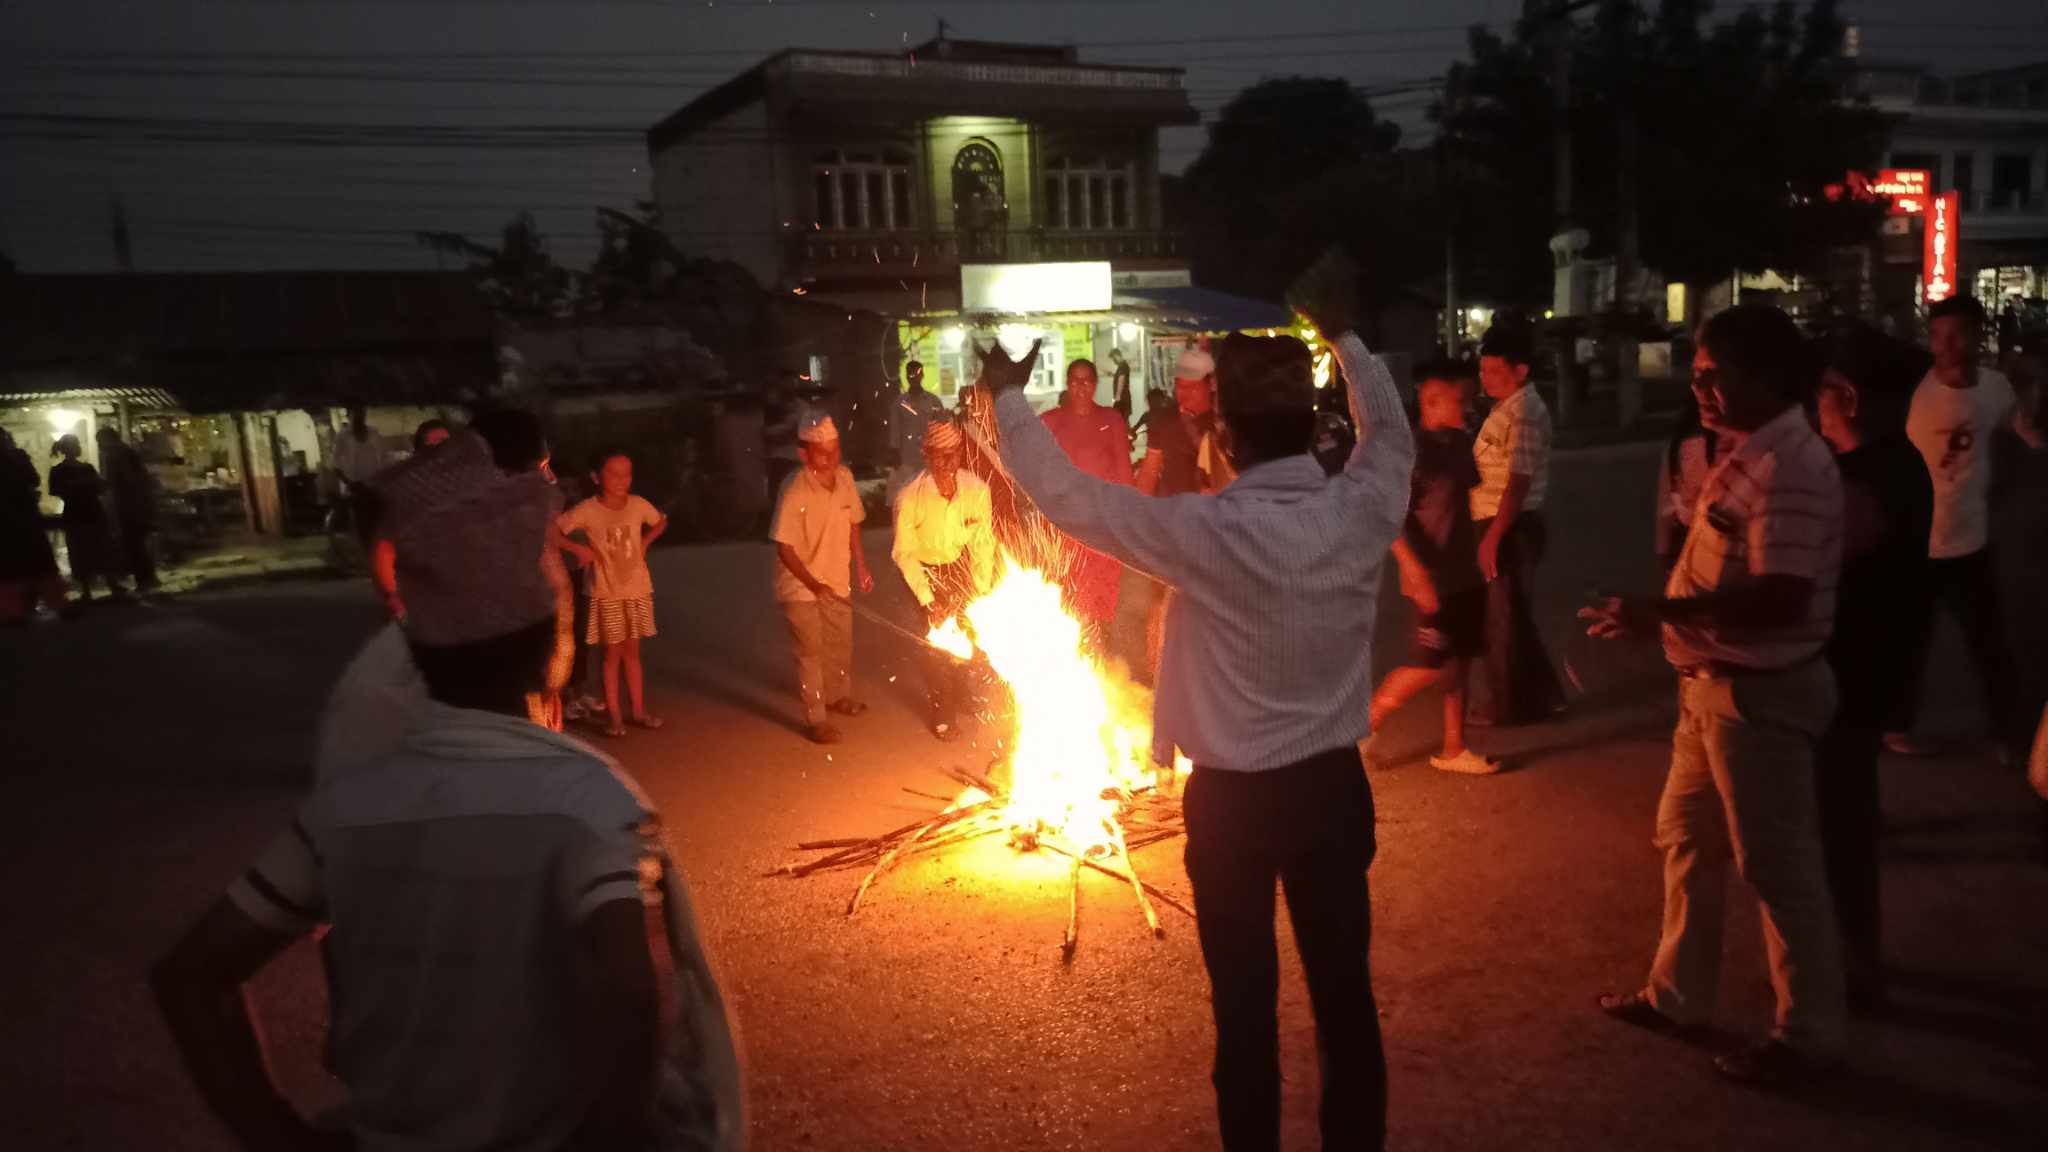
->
[983, 251, 1412, 1152]
[772, 413, 873, 746]
[893, 418, 998, 742]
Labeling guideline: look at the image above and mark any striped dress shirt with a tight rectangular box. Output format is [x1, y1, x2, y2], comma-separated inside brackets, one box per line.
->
[1470, 382, 1552, 520]
[1662, 404, 1843, 670]
[995, 333, 1414, 771]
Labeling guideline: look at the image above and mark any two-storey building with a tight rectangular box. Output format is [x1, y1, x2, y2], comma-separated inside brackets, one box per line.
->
[646, 37, 1237, 411]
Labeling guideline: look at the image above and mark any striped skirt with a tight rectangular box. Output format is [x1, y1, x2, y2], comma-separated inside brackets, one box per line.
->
[587, 595, 657, 646]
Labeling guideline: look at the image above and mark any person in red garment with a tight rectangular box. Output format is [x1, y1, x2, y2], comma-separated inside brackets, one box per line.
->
[1040, 358, 1136, 648]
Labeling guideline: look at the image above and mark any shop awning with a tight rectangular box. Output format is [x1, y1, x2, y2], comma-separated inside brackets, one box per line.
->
[1111, 285, 1293, 334]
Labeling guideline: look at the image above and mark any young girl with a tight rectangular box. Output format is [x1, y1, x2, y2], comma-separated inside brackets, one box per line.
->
[558, 449, 667, 736]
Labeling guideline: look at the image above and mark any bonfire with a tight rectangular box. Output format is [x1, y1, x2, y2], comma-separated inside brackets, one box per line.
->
[780, 554, 1194, 957]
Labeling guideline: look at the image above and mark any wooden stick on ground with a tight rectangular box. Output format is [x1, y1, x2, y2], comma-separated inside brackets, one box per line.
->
[1062, 856, 1081, 962]
[1040, 840, 1195, 921]
[1108, 823, 1163, 937]
[846, 802, 980, 915]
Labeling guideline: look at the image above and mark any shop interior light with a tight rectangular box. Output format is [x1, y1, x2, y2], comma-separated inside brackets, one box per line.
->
[46, 408, 82, 433]
[1468, 307, 1491, 323]
[941, 326, 966, 351]
[1117, 322, 1139, 341]
[995, 324, 1040, 357]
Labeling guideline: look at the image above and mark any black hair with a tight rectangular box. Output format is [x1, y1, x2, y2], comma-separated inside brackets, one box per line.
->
[1478, 322, 1534, 367]
[590, 443, 632, 473]
[1927, 294, 1986, 328]
[412, 418, 451, 452]
[1067, 357, 1097, 377]
[1414, 357, 1475, 384]
[1222, 412, 1317, 471]
[468, 407, 547, 473]
[408, 615, 556, 717]
[1699, 305, 1815, 406]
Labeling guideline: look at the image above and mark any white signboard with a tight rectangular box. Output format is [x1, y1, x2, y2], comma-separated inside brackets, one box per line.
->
[961, 261, 1113, 314]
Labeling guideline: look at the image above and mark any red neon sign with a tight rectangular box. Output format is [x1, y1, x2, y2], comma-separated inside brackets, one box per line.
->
[1923, 191, 1959, 303]
[1831, 169, 1932, 215]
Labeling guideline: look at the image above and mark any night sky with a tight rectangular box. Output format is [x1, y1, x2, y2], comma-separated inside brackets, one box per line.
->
[4, 0, 2045, 274]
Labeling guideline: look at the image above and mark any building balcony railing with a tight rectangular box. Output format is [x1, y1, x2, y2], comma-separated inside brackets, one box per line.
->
[788, 228, 1182, 276]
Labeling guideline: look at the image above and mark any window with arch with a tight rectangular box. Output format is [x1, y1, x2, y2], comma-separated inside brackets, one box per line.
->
[812, 148, 915, 231]
[1043, 154, 1133, 231]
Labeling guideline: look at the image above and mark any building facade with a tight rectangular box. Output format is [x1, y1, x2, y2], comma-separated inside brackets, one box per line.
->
[647, 37, 1197, 312]
[1859, 59, 2048, 330]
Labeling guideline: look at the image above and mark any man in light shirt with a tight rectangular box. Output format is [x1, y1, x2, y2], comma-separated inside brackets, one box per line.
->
[893, 418, 997, 742]
[152, 430, 742, 1152]
[1895, 294, 2023, 760]
[983, 252, 1412, 1152]
[772, 413, 873, 745]
[1583, 305, 1847, 1088]
[1469, 322, 1567, 725]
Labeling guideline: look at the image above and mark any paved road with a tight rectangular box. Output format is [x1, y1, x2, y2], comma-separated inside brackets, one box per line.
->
[4, 442, 2044, 1151]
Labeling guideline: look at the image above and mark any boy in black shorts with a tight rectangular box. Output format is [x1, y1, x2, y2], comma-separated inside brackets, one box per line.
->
[1367, 368, 1502, 774]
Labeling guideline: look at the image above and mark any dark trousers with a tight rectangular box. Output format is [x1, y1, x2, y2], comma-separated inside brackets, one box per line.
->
[1898, 548, 2021, 751]
[1473, 512, 1565, 725]
[1815, 721, 1883, 996]
[1183, 747, 1386, 1152]
[118, 523, 157, 590]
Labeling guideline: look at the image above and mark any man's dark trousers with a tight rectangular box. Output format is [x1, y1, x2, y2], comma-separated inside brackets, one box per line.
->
[1184, 745, 1386, 1152]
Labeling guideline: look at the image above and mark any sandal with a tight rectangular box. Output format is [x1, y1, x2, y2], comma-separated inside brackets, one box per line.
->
[827, 699, 868, 717]
[603, 724, 628, 739]
[630, 714, 665, 731]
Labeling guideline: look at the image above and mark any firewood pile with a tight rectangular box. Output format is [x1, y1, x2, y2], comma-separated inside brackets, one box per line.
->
[774, 763, 1192, 960]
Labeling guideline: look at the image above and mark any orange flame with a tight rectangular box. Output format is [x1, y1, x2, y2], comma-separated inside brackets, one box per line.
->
[949, 563, 1156, 853]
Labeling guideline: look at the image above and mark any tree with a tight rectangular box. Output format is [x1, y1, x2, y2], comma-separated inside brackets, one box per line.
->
[416, 211, 572, 319]
[580, 201, 674, 314]
[1181, 78, 1432, 304]
[1441, 0, 1889, 308]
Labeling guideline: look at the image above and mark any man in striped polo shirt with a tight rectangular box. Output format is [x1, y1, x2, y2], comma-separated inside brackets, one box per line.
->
[1581, 305, 1847, 1088]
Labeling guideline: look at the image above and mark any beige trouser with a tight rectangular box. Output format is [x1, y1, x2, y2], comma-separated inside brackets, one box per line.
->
[782, 597, 853, 727]
[1646, 660, 1846, 1054]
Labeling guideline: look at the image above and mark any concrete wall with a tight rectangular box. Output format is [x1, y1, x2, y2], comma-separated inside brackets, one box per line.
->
[652, 100, 782, 286]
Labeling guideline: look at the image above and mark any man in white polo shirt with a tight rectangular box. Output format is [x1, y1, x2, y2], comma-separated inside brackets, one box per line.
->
[1582, 305, 1846, 1088]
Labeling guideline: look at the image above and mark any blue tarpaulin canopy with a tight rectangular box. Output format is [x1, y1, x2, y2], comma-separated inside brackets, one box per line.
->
[1111, 285, 1293, 333]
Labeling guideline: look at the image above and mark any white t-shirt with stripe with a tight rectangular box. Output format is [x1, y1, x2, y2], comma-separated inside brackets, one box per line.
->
[1662, 405, 1843, 671]
[1471, 383, 1552, 521]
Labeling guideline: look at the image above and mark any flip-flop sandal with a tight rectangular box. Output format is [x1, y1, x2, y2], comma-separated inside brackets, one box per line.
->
[630, 715, 665, 730]
[603, 724, 628, 738]
[827, 699, 868, 717]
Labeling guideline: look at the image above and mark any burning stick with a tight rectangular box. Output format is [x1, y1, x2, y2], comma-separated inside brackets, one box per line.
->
[1040, 840, 1195, 921]
[1107, 823, 1163, 937]
[1062, 856, 1081, 962]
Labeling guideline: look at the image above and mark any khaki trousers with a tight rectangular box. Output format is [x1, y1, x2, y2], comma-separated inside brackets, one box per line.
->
[1646, 660, 1846, 1054]
[782, 597, 853, 727]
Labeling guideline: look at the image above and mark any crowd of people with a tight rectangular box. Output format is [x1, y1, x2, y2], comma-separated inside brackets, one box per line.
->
[138, 250, 2048, 1152]
[0, 425, 161, 621]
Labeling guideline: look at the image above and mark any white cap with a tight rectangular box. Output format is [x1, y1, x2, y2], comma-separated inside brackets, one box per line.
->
[1176, 347, 1215, 379]
[797, 412, 839, 443]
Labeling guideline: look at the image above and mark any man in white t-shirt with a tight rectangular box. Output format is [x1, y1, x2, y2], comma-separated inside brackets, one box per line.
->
[1896, 295, 2023, 759]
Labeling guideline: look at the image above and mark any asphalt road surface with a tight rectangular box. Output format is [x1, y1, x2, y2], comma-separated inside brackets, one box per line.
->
[4, 442, 2043, 1151]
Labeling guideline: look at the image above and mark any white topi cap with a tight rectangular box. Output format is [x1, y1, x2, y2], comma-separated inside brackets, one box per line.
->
[797, 412, 839, 443]
[1176, 347, 1215, 379]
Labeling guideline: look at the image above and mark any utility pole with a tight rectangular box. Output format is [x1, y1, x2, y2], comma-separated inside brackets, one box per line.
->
[1607, 0, 1642, 427]
[1441, 67, 1465, 358]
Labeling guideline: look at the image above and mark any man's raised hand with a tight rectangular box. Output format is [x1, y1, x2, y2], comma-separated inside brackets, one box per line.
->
[977, 337, 1043, 397]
